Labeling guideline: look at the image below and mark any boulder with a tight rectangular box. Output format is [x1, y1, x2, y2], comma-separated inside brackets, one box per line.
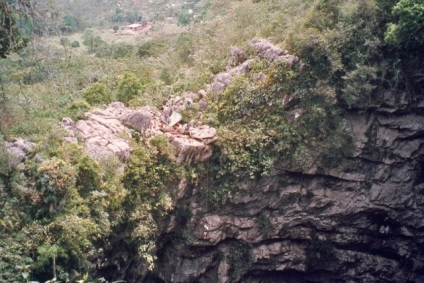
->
[4, 138, 35, 169]
[119, 109, 152, 131]
[170, 135, 213, 164]
[189, 125, 217, 140]
[251, 38, 300, 65]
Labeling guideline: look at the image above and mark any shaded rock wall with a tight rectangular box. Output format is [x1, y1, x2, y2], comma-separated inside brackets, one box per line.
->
[155, 93, 424, 281]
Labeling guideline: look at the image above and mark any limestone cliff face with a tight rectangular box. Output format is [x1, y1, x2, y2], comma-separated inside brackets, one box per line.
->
[155, 90, 424, 282]
[55, 39, 423, 282]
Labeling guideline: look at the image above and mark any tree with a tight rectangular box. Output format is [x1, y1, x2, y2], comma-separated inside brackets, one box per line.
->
[82, 28, 106, 53]
[385, 0, 424, 48]
[0, 1, 30, 57]
[116, 73, 143, 104]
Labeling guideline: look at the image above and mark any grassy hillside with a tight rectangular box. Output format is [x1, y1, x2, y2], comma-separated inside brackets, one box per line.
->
[0, 0, 423, 281]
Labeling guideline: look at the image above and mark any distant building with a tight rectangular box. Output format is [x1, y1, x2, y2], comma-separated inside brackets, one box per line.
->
[126, 22, 149, 32]
[127, 23, 143, 31]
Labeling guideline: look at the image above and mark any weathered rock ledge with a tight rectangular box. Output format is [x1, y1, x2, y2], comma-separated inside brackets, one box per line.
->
[61, 100, 217, 164]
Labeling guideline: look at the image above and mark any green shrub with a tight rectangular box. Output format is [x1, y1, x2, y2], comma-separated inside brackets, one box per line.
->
[83, 82, 112, 105]
[116, 72, 143, 104]
[340, 64, 378, 108]
[75, 155, 103, 197]
[71, 40, 80, 48]
[35, 158, 77, 217]
[0, 143, 10, 177]
[160, 68, 174, 85]
[60, 37, 70, 46]
[111, 43, 133, 59]
[178, 12, 193, 26]
[68, 99, 91, 120]
[120, 135, 183, 270]
[175, 33, 195, 65]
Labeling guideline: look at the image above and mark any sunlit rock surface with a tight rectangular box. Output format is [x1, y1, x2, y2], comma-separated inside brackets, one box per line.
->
[62, 98, 217, 164]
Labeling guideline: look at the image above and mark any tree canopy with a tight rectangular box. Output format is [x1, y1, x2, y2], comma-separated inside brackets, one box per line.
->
[385, 0, 424, 48]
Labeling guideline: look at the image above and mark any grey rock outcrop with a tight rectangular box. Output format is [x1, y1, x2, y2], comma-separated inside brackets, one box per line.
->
[62, 100, 217, 164]
[251, 38, 301, 65]
[5, 138, 35, 164]
[62, 102, 132, 161]
[209, 39, 302, 95]
[2, 138, 36, 171]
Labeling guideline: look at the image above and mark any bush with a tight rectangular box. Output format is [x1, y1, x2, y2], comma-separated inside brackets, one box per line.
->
[119, 136, 182, 270]
[116, 73, 143, 104]
[160, 68, 174, 85]
[60, 37, 70, 46]
[111, 8, 142, 23]
[0, 143, 9, 177]
[340, 64, 378, 108]
[71, 40, 80, 48]
[111, 43, 133, 59]
[176, 33, 195, 65]
[178, 12, 193, 26]
[35, 158, 77, 217]
[68, 99, 90, 120]
[82, 82, 112, 105]
[137, 40, 165, 58]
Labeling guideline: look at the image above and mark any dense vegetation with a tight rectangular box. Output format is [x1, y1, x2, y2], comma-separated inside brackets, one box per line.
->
[0, 0, 423, 282]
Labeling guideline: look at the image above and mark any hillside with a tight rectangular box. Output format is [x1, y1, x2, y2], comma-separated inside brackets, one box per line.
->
[1, 0, 424, 282]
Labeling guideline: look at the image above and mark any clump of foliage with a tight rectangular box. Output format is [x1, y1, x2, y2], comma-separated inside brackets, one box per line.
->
[111, 8, 142, 23]
[1, 0, 423, 281]
[178, 12, 193, 26]
[82, 29, 106, 53]
[200, 57, 352, 207]
[83, 82, 112, 105]
[0, 140, 126, 281]
[228, 241, 253, 281]
[385, 0, 424, 48]
[68, 99, 91, 120]
[137, 39, 166, 58]
[60, 14, 81, 33]
[110, 43, 133, 59]
[0, 1, 30, 57]
[35, 157, 77, 217]
[114, 135, 183, 271]
[115, 72, 143, 104]
[71, 40, 80, 48]
[0, 141, 10, 176]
